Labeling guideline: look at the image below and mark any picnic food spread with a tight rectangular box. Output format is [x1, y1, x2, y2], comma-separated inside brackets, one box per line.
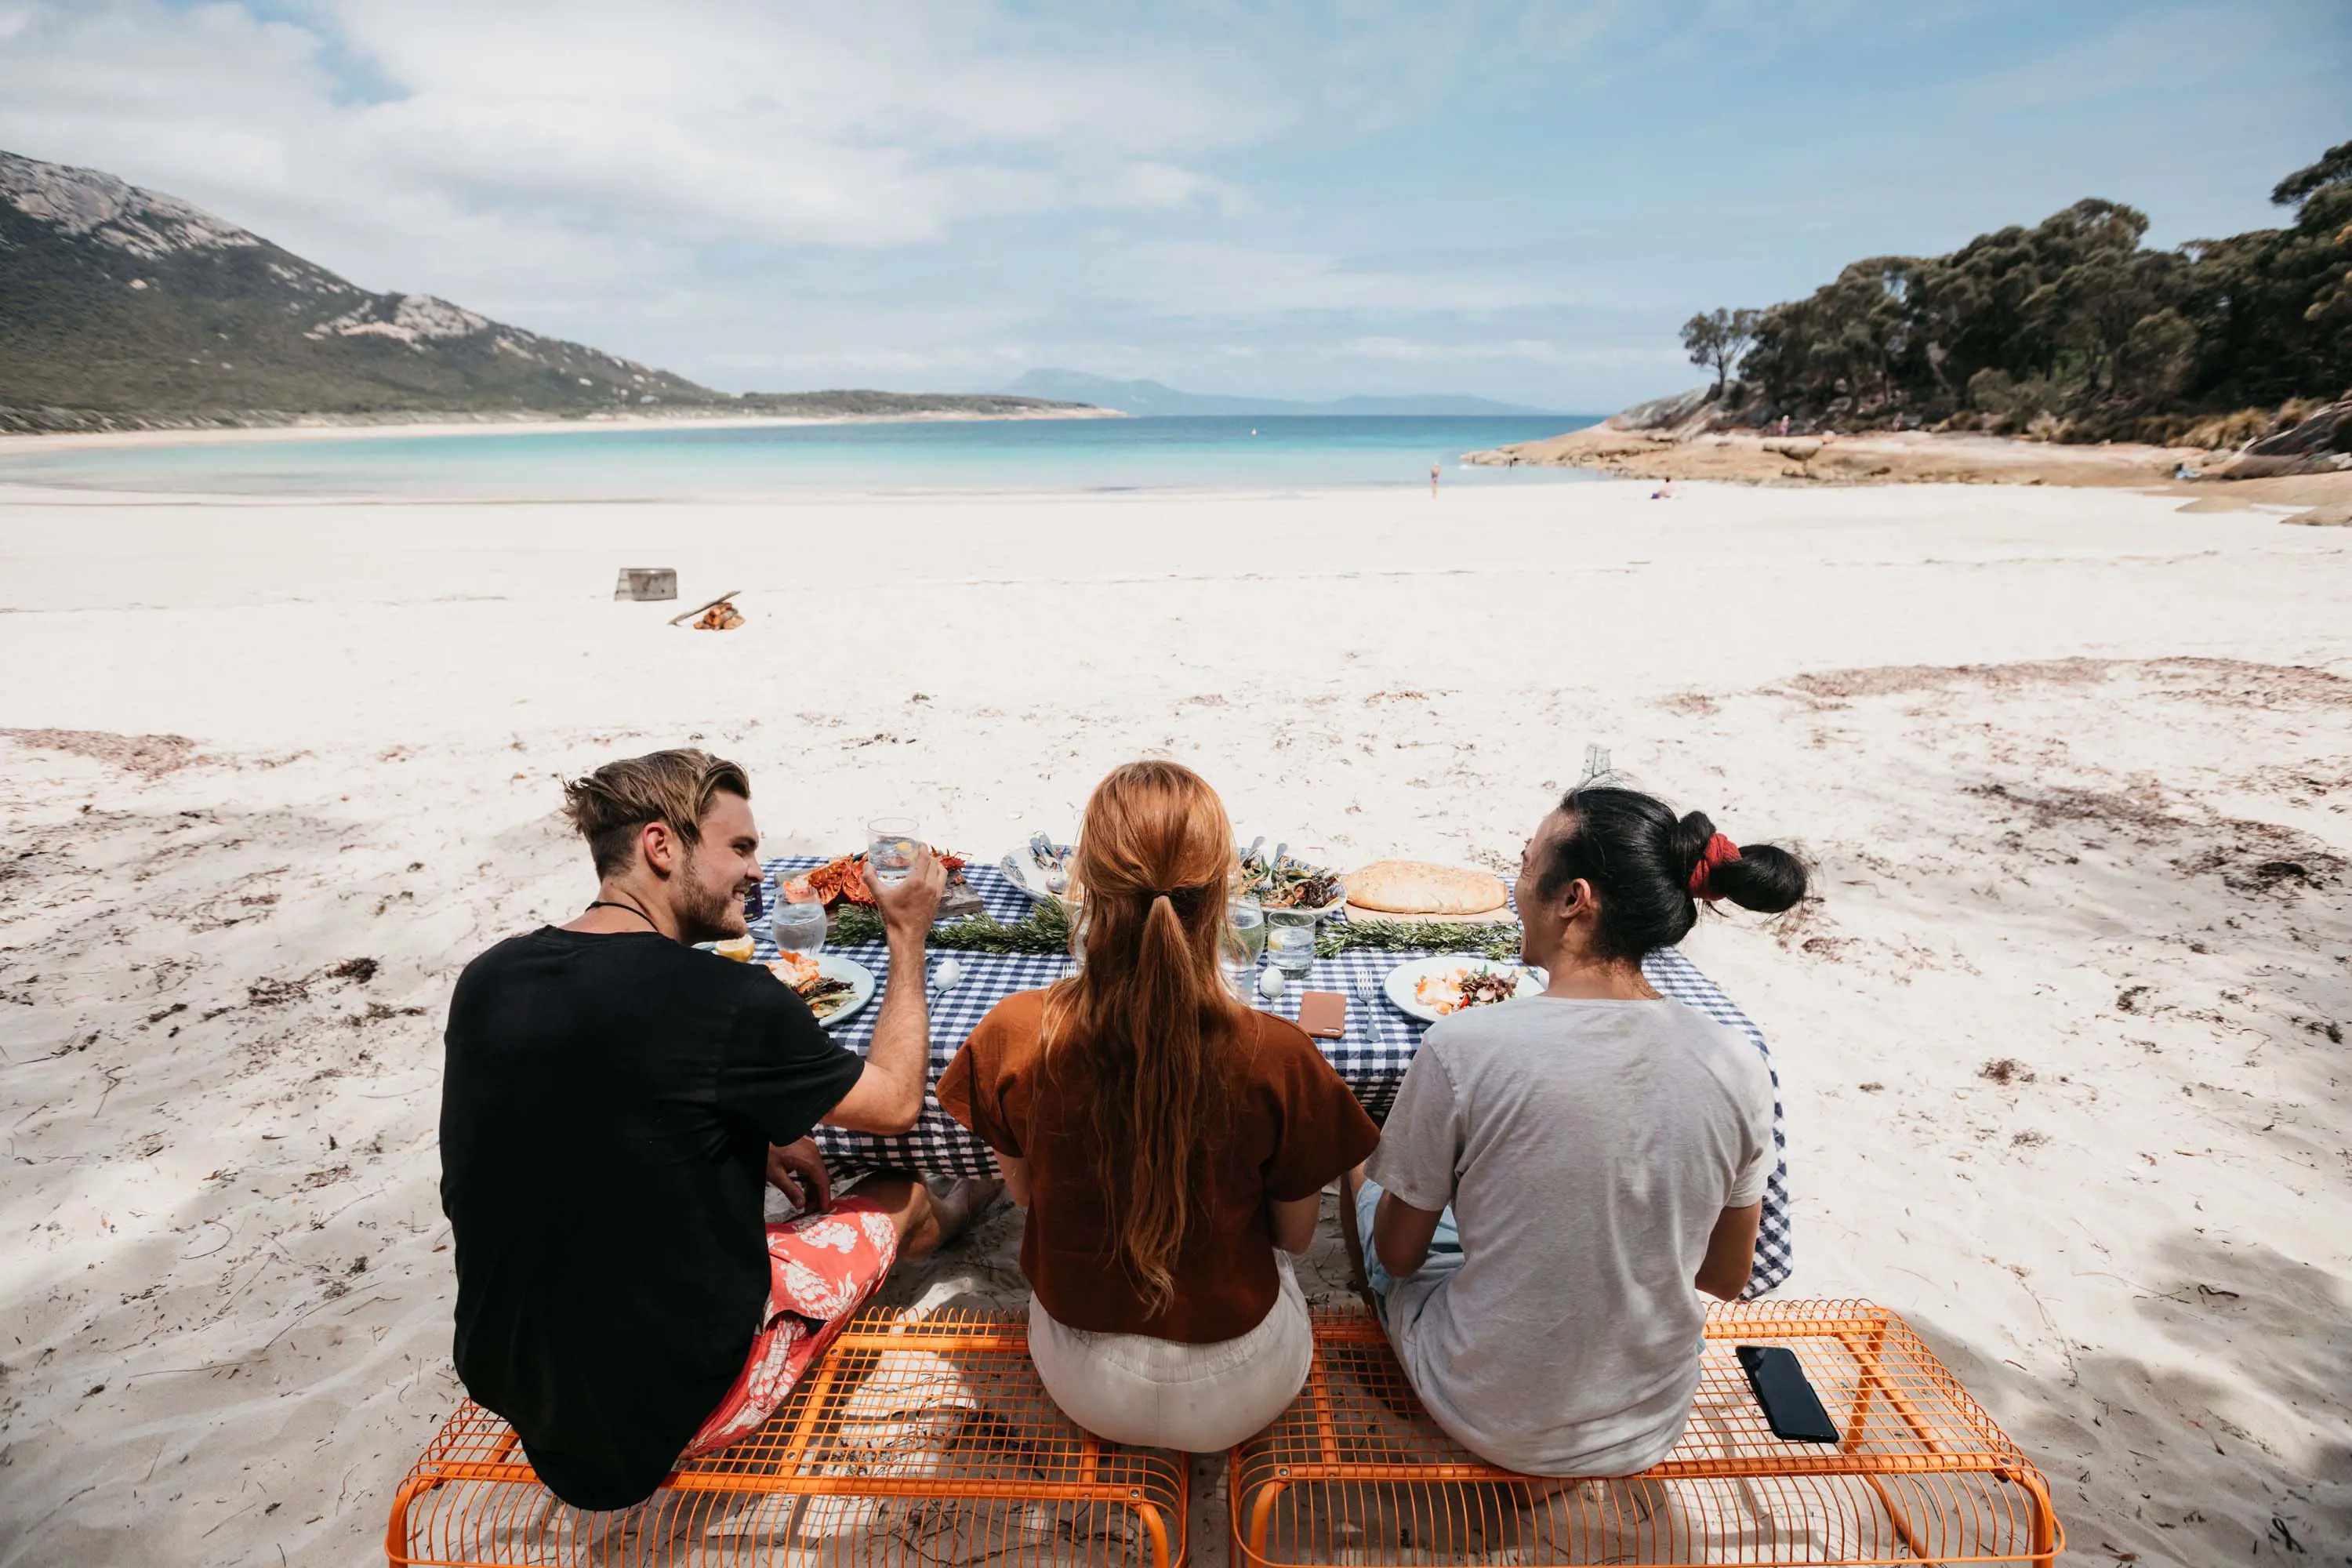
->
[1343, 859, 1510, 920]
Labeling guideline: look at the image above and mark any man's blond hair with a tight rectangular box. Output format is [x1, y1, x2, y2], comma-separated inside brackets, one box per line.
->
[561, 749, 751, 879]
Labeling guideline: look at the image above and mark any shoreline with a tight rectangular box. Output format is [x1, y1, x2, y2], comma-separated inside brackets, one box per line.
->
[1469, 422, 2352, 512]
[0, 403, 1128, 455]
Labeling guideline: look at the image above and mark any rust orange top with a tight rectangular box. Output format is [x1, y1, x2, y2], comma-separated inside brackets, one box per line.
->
[940, 989, 1378, 1343]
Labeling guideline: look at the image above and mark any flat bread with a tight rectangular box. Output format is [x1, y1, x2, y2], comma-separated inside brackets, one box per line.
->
[1345, 860, 1509, 916]
[1343, 902, 1518, 927]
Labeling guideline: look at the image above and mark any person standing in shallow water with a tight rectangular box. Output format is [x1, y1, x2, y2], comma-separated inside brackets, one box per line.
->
[438, 749, 996, 1512]
[1342, 784, 1806, 1476]
[1432, 460, 1442, 495]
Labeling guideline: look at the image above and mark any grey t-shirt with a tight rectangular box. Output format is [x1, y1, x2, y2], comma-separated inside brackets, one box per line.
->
[1365, 996, 1776, 1476]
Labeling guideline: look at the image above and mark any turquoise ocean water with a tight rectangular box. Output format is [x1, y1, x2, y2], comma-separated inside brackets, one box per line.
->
[0, 414, 1600, 499]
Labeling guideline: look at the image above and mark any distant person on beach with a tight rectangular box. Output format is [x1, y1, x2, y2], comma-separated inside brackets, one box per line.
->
[439, 750, 996, 1510]
[941, 761, 1377, 1451]
[1652, 479, 1675, 499]
[1341, 785, 1806, 1475]
[1432, 460, 1442, 495]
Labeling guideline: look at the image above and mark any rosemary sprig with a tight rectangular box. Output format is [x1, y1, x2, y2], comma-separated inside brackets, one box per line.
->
[829, 899, 1515, 960]
[829, 900, 1076, 956]
[1317, 919, 1523, 962]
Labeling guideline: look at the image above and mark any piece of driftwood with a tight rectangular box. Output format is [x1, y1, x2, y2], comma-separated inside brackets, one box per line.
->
[670, 589, 743, 626]
[612, 567, 678, 601]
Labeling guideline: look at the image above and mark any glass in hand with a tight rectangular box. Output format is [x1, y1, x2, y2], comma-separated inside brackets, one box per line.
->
[867, 817, 920, 886]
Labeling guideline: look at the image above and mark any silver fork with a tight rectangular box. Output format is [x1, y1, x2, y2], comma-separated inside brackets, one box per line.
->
[1351, 977, 1388, 1050]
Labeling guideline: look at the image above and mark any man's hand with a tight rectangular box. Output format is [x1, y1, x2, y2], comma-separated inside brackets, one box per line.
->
[766, 1138, 833, 1213]
[866, 844, 946, 943]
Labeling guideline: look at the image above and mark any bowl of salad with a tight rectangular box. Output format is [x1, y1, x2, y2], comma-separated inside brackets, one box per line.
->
[1235, 842, 1346, 916]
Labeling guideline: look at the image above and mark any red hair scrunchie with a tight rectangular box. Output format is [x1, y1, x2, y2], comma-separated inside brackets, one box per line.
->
[1690, 833, 1742, 900]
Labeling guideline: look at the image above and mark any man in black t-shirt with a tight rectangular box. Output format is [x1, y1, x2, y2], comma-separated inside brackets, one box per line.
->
[441, 749, 995, 1511]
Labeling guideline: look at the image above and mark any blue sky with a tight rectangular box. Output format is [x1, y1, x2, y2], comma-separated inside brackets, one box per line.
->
[1, 0, 2344, 410]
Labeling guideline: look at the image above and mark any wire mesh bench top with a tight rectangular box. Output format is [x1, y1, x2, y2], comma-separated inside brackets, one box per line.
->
[387, 1308, 1187, 1568]
[1230, 1300, 2063, 1568]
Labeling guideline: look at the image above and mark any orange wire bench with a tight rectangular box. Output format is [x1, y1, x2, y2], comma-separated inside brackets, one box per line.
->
[1230, 1300, 2063, 1567]
[386, 1307, 1187, 1568]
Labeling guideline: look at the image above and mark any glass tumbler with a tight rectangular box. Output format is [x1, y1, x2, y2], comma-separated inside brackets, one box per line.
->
[769, 898, 827, 957]
[866, 817, 920, 885]
[1265, 909, 1317, 977]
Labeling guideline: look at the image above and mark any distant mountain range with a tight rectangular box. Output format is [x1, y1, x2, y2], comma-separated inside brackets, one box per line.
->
[1001, 368, 1566, 418]
[0, 150, 1087, 434]
[0, 149, 728, 432]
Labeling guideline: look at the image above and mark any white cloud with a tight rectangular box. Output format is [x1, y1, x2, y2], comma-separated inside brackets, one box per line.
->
[0, 0, 1276, 270]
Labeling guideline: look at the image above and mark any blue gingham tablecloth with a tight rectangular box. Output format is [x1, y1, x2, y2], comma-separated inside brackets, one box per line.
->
[757, 858, 1793, 1298]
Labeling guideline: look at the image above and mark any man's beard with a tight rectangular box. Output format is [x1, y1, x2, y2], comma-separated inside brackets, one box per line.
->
[674, 851, 749, 946]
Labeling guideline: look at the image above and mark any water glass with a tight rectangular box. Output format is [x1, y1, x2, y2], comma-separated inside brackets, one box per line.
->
[1221, 895, 1265, 998]
[1265, 910, 1317, 977]
[866, 816, 920, 886]
[769, 898, 826, 957]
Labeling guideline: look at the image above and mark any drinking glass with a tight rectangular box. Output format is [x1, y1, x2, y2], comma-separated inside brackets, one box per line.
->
[1265, 909, 1317, 978]
[866, 817, 920, 886]
[769, 898, 827, 958]
[1221, 895, 1265, 998]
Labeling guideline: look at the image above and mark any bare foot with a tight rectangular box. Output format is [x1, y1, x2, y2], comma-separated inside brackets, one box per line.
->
[924, 1176, 1005, 1246]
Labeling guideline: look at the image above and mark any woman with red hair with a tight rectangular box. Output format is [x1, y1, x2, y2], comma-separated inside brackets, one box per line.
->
[940, 760, 1377, 1450]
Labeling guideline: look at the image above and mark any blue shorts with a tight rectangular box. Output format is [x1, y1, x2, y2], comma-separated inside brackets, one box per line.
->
[1356, 1177, 1465, 1327]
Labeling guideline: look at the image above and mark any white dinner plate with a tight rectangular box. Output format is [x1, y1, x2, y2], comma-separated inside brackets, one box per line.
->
[769, 953, 878, 1029]
[1001, 840, 1076, 906]
[1381, 956, 1545, 1024]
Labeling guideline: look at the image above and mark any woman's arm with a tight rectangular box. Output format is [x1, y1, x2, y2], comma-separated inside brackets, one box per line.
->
[1269, 1192, 1321, 1254]
[995, 1152, 1033, 1208]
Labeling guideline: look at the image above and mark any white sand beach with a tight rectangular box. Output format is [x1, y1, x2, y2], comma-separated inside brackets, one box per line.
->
[2, 477, 2347, 1566]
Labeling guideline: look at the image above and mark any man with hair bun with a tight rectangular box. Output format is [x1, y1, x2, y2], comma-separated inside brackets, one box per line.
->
[1342, 783, 1806, 1477]
[439, 748, 996, 1512]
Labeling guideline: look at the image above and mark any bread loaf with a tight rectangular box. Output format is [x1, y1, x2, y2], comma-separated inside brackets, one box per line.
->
[1344, 860, 1508, 916]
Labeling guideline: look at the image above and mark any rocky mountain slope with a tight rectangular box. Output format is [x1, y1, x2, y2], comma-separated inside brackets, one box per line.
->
[0, 149, 714, 431]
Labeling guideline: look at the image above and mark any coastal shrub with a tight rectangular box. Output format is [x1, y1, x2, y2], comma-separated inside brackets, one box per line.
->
[1710, 142, 2352, 440]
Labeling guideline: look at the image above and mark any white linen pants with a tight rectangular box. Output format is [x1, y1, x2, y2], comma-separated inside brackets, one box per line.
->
[1025, 1252, 1312, 1452]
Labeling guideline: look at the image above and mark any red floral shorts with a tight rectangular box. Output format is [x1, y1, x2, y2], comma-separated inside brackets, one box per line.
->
[681, 1196, 901, 1457]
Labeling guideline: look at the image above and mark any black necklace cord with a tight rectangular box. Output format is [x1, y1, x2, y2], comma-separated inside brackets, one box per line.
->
[584, 897, 661, 932]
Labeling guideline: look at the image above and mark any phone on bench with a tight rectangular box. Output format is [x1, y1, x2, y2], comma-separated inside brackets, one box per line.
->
[1736, 1345, 1839, 1443]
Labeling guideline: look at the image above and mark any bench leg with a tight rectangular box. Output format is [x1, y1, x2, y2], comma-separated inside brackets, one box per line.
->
[1132, 1500, 1173, 1568]
[2004, 1465, 2060, 1568]
[1242, 1478, 1289, 1565]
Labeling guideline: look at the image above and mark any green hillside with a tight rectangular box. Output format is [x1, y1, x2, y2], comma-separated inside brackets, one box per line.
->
[0, 148, 718, 431]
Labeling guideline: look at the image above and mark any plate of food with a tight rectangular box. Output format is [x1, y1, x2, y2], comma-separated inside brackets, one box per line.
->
[786, 849, 980, 920]
[767, 951, 877, 1029]
[1235, 841, 1345, 914]
[1344, 860, 1513, 925]
[1382, 956, 1544, 1022]
[1002, 833, 1080, 907]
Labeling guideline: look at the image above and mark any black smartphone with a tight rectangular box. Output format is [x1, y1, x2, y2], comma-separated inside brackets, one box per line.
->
[1737, 1345, 1839, 1443]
